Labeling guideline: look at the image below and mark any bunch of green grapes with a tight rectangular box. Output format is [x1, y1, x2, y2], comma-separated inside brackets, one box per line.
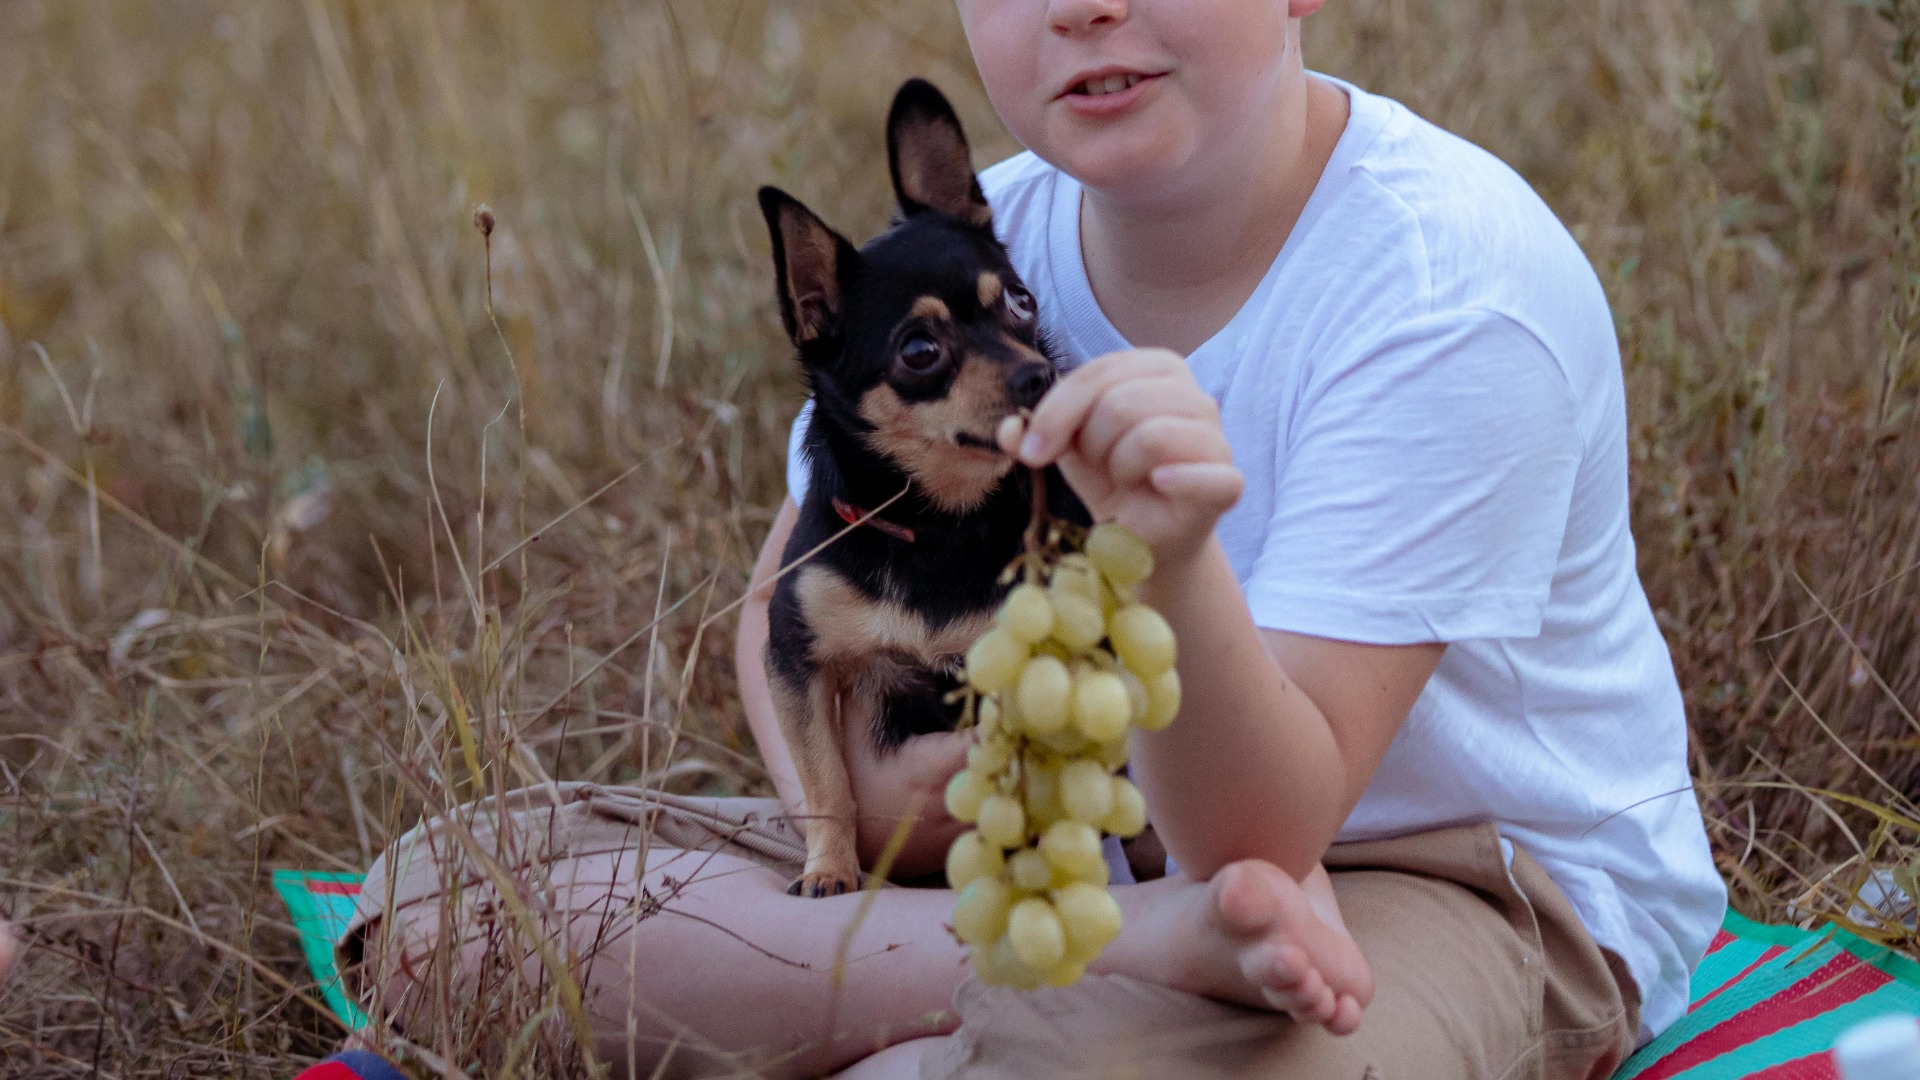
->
[943, 521, 1180, 988]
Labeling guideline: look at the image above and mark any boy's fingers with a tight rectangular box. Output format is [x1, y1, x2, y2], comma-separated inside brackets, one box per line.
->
[1075, 375, 1216, 472]
[996, 413, 1026, 457]
[1105, 414, 1230, 492]
[1148, 461, 1245, 512]
[1019, 349, 1183, 465]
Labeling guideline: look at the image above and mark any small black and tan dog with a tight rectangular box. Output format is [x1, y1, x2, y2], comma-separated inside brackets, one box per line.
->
[758, 79, 1087, 897]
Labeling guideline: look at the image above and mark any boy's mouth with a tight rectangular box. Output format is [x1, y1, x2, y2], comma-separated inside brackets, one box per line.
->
[1075, 73, 1146, 97]
[1061, 68, 1165, 100]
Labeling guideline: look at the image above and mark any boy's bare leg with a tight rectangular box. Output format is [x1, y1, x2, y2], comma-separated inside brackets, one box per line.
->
[1111, 861, 1371, 1034]
[827, 863, 1369, 1079]
[375, 842, 1369, 1077]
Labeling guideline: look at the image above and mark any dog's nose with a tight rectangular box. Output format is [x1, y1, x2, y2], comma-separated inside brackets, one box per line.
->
[1006, 363, 1054, 409]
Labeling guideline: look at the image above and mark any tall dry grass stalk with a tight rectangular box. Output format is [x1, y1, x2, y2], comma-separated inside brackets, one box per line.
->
[0, 0, 1916, 1075]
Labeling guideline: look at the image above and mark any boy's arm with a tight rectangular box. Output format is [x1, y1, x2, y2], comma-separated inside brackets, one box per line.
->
[1134, 537, 1442, 881]
[1007, 348, 1441, 882]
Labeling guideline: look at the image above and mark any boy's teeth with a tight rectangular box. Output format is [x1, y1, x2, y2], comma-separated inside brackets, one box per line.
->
[1080, 74, 1143, 96]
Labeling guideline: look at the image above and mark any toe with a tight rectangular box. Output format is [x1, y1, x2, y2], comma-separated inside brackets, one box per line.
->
[1305, 983, 1338, 1024]
[1328, 994, 1365, 1036]
[1292, 968, 1328, 1013]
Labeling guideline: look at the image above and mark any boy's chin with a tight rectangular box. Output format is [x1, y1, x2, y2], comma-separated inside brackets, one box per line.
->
[1026, 103, 1197, 196]
[1049, 134, 1195, 201]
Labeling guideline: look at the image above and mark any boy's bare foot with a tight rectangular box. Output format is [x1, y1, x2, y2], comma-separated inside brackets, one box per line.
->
[1110, 861, 1372, 1035]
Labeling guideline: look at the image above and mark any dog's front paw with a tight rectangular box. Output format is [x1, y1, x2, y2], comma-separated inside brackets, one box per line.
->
[787, 866, 858, 898]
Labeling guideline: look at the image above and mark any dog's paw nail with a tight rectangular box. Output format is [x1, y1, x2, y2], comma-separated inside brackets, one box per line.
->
[787, 879, 804, 896]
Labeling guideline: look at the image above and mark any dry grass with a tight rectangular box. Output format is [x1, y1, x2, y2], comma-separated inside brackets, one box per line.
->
[1, 0, 1917, 1075]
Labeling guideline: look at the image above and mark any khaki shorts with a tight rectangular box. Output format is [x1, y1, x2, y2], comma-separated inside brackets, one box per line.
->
[339, 784, 1638, 1080]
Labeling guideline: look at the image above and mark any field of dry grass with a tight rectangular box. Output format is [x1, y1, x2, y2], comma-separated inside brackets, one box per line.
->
[2, 0, 1918, 1075]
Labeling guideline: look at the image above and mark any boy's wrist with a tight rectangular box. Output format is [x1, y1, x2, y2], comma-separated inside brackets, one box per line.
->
[1140, 533, 1226, 607]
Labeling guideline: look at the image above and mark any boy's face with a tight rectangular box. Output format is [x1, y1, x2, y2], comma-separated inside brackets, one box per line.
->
[957, 0, 1322, 199]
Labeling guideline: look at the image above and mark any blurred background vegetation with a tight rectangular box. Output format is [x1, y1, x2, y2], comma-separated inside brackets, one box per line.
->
[1, 0, 1917, 1075]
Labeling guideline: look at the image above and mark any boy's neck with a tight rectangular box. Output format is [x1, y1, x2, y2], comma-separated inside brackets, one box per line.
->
[1079, 75, 1350, 357]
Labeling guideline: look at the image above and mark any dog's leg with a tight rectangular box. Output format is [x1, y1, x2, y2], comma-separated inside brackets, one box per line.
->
[768, 665, 863, 897]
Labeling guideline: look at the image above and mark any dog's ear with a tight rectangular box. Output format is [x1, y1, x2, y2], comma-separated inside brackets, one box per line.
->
[759, 186, 858, 346]
[886, 78, 991, 227]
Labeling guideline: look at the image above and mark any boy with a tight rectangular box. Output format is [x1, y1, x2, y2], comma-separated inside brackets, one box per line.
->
[344, 0, 1724, 1076]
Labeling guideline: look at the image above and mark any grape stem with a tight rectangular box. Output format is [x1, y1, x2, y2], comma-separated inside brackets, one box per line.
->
[1025, 465, 1047, 564]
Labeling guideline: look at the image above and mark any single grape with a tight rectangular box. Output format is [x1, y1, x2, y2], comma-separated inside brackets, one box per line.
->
[980, 935, 1044, 989]
[1101, 776, 1147, 839]
[944, 767, 990, 824]
[998, 583, 1054, 644]
[1022, 757, 1065, 829]
[1086, 523, 1154, 587]
[952, 878, 1013, 946]
[1119, 669, 1149, 723]
[1141, 666, 1181, 731]
[1015, 655, 1072, 734]
[1062, 936, 1105, 966]
[1039, 819, 1107, 881]
[977, 696, 1002, 737]
[1052, 850, 1109, 888]
[977, 792, 1027, 849]
[1008, 897, 1067, 970]
[1047, 591, 1105, 650]
[1008, 847, 1054, 891]
[965, 628, 1029, 694]
[968, 734, 1014, 775]
[1052, 882, 1123, 954]
[946, 829, 1004, 890]
[1108, 605, 1176, 676]
[1058, 758, 1116, 824]
[1072, 669, 1132, 742]
[1051, 554, 1102, 601]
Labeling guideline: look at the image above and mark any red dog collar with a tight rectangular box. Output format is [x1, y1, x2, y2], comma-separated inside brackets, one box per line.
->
[833, 497, 916, 543]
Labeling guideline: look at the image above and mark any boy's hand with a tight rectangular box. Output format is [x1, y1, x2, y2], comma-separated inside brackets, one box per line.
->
[998, 347, 1243, 570]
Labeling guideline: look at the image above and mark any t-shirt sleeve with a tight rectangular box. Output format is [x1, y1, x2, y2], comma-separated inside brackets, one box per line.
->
[1243, 309, 1582, 645]
[785, 400, 813, 505]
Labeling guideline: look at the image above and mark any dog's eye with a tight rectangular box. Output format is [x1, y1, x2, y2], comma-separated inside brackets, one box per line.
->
[899, 333, 944, 373]
[1004, 284, 1034, 323]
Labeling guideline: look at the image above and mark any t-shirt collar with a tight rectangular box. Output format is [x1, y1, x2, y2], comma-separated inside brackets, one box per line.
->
[1043, 72, 1394, 382]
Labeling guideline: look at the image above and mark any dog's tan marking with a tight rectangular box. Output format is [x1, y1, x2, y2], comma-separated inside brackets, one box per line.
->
[976, 272, 1002, 311]
[778, 566, 993, 890]
[910, 296, 951, 321]
[997, 334, 1045, 363]
[796, 565, 991, 669]
[767, 664, 861, 895]
[859, 359, 1013, 513]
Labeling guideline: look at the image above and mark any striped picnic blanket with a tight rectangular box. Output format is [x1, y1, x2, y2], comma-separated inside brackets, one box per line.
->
[1617, 910, 1920, 1079]
[275, 872, 1919, 1077]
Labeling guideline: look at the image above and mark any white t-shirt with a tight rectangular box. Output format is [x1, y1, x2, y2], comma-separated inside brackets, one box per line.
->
[787, 75, 1724, 1041]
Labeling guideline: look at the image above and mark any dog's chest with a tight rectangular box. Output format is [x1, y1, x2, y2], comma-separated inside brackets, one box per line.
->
[796, 564, 991, 671]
